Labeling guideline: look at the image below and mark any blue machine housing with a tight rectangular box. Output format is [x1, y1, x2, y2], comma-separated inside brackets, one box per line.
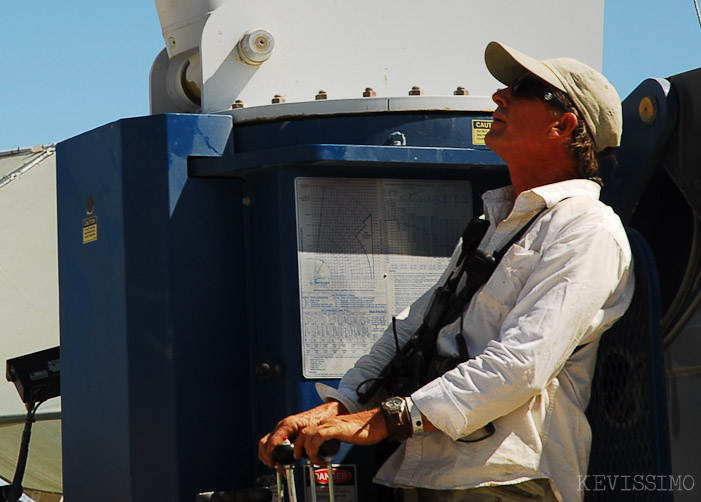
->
[57, 108, 507, 501]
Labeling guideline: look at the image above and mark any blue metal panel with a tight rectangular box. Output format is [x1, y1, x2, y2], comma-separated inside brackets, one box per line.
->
[58, 119, 133, 502]
[661, 68, 701, 219]
[231, 112, 495, 152]
[600, 78, 678, 223]
[58, 114, 248, 502]
[229, 165, 507, 502]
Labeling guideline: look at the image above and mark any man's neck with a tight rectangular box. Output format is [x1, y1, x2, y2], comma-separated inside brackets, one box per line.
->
[508, 154, 579, 199]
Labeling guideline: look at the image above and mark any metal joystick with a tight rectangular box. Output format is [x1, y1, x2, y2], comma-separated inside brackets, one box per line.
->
[307, 456, 317, 502]
[272, 438, 297, 502]
[321, 439, 341, 502]
[305, 439, 341, 502]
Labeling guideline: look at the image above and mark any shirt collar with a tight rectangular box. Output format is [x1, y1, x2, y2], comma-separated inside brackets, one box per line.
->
[483, 179, 602, 222]
[528, 179, 602, 208]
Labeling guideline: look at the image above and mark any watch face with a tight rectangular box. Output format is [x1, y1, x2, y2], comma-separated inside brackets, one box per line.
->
[384, 396, 404, 412]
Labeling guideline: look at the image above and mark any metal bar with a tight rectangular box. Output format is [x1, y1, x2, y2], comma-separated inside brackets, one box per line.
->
[188, 144, 504, 178]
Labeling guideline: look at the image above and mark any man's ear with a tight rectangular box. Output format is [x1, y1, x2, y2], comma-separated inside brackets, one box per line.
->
[550, 112, 578, 139]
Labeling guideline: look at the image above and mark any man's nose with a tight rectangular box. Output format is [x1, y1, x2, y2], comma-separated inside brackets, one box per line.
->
[492, 87, 510, 107]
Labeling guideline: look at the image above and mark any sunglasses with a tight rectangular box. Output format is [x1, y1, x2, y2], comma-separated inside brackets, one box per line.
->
[511, 76, 571, 112]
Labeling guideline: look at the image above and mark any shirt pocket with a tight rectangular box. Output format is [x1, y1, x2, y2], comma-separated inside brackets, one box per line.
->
[476, 244, 541, 320]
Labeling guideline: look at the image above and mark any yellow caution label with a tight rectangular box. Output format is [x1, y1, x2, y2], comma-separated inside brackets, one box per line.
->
[472, 119, 493, 146]
[82, 216, 98, 244]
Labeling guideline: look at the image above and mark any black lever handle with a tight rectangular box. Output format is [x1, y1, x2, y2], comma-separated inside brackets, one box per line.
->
[317, 439, 341, 458]
[272, 439, 341, 465]
[272, 442, 295, 465]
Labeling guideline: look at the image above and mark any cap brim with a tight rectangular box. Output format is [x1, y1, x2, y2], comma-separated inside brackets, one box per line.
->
[484, 41, 565, 93]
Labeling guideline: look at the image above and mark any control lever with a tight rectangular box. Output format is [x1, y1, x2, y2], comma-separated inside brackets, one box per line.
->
[273, 439, 341, 502]
[315, 440, 340, 502]
[307, 457, 317, 502]
[272, 438, 297, 502]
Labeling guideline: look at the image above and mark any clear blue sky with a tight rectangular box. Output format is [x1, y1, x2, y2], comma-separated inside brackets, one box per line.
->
[1, 0, 700, 151]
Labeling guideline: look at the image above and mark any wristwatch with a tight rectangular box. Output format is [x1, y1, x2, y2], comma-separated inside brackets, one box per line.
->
[381, 396, 413, 441]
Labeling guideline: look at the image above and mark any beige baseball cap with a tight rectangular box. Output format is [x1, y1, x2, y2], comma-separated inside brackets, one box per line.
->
[484, 41, 622, 152]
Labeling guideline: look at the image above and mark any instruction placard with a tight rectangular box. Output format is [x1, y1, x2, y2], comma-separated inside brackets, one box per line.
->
[295, 178, 472, 378]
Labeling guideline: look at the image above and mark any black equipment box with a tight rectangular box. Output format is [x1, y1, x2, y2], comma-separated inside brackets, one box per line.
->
[6, 346, 60, 404]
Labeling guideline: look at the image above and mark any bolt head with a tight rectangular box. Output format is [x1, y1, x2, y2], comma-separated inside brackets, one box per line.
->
[238, 28, 275, 65]
[639, 96, 658, 124]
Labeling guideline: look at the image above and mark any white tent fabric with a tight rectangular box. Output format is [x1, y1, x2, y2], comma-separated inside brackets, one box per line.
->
[0, 147, 62, 494]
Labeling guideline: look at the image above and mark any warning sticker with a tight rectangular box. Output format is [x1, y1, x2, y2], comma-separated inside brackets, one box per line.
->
[82, 216, 98, 244]
[471, 119, 493, 146]
[304, 464, 357, 502]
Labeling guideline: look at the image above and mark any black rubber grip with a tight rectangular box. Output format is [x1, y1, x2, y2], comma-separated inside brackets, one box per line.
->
[274, 439, 341, 463]
[272, 443, 295, 465]
[317, 439, 341, 458]
[301, 439, 341, 459]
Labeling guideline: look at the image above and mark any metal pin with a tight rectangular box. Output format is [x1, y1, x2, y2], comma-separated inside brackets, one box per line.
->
[307, 460, 317, 502]
[318, 440, 341, 502]
[325, 463, 336, 502]
[276, 471, 285, 502]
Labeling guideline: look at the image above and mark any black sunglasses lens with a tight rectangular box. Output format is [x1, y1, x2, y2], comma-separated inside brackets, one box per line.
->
[512, 77, 568, 111]
[512, 77, 539, 97]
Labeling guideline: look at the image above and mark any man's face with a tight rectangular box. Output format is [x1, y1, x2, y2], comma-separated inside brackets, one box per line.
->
[484, 79, 561, 161]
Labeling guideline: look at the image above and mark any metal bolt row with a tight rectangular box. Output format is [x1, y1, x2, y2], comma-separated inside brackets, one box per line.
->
[231, 86, 470, 108]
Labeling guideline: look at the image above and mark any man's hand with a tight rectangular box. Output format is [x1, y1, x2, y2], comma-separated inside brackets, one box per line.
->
[258, 401, 347, 469]
[293, 408, 388, 466]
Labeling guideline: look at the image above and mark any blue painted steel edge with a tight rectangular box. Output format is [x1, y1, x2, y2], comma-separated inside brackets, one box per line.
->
[189, 143, 504, 177]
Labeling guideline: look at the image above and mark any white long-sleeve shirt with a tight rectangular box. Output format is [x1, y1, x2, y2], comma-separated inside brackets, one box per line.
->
[318, 179, 634, 502]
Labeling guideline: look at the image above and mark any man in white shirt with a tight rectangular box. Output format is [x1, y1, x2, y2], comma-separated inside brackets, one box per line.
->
[259, 41, 634, 502]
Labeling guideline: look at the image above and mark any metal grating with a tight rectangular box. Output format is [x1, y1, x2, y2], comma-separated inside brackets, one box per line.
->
[585, 229, 672, 501]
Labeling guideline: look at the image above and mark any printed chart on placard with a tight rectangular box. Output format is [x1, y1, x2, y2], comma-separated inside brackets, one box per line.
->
[295, 178, 472, 378]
